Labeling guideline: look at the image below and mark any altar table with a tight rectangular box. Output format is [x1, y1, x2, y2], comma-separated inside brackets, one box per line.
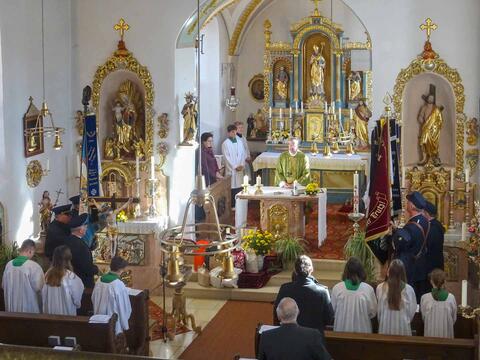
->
[235, 186, 327, 247]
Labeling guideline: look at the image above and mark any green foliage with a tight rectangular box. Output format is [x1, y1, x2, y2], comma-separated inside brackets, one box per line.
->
[343, 231, 376, 282]
[0, 242, 19, 279]
[274, 236, 306, 269]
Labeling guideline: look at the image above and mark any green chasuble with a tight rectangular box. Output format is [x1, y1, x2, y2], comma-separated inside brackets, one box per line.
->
[275, 151, 311, 186]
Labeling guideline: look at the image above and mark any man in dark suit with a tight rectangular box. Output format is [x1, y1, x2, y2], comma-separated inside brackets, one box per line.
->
[44, 204, 72, 260]
[392, 191, 430, 303]
[65, 213, 99, 289]
[424, 201, 445, 274]
[259, 297, 331, 360]
[273, 255, 333, 341]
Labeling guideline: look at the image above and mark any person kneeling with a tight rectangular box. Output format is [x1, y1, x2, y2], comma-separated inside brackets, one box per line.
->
[92, 256, 132, 337]
[43, 245, 84, 315]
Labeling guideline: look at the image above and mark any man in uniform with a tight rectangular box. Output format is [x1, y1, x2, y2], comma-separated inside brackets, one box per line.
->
[69, 194, 98, 250]
[424, 201, 445, 275]
[392, 191, 430, 303]
[65, 213, 99, 289]
[275, 137, 311, 187]
[44, 204, 72, 260]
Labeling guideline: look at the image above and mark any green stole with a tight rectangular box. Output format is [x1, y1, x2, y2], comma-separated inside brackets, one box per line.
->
[12, 256, 29, 267]
[344, 279, 360, 291]
[432, 288, 448, 301]
[228, 137, 237, 144]
[100, 272, 120, 283]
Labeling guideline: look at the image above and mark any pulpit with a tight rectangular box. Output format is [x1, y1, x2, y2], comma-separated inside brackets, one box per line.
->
[235, 186, 327, 247]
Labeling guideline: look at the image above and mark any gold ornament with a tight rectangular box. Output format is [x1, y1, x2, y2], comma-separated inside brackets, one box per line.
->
[26, 160, 43, 188]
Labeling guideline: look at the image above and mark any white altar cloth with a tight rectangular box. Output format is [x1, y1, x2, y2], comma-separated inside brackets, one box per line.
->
[235, 186, 327, 247]
[253, 152, 369, 176]
[116, 216, 169, 235]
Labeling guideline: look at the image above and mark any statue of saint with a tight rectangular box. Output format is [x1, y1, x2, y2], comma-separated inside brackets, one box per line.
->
[181, 93, 198, 145]
[418, 87, 444, 166]
[38, 191, 53, 233]
[309, 44, 326, 97]
[354, 100, 372, 146]
[113, 100, 133, 154]
[254, 109, 266, 132]
[466, 118, 478, 146]
[247, 113, 255, 138]
[349, 72, 362, 101]
[275, 66, 289, 100]
[293, 118, 303, 140]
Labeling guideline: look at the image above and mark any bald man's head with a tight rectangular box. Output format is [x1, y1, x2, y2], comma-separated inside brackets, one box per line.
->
[276, 297, 299, 324]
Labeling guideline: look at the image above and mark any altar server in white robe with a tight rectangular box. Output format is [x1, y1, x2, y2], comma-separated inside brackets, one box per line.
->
[234, 121, 252, 178]
[420, 269, 457, 338]
[331, 257, 377, 333]
[222, 124, 247, 207]
[42, 245, 84, 316]
[376, 259, 417, 336]
[92, 256, 132, 335]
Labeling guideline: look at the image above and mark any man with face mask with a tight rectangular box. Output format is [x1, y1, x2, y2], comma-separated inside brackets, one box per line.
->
[275, 137, 311, 188]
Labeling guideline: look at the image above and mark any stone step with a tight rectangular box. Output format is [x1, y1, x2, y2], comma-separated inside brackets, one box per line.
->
[183, 281, 279, 302]
[267, 270, 341, 288]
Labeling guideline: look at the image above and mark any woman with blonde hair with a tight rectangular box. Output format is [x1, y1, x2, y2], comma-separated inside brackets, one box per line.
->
[420, 269, 457, 338]
[42, 245, 84, 315]
[376, 259, 417, 335]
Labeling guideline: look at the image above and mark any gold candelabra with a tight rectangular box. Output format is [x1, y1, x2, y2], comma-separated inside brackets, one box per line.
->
[465, 189, 471, 225]
[400, 187, 407, 226]
[448, 190, 456, 231]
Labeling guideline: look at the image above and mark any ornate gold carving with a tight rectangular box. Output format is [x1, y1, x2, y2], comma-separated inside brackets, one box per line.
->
[158, 113, 169, 139]
[466, 117, 478, 146]
[393, 48, 465, 176]
[343, 41, 371, 50]
[26, 160, 43, 188]
[292, 24, 341, 51]
[364, 70, 373, 110]
[268, 204, 288, 239]
[267, 41, 292, 52]
[466, 149, 479, 173]
[101, 162, 135, 186]
[229, 0, 262, 56]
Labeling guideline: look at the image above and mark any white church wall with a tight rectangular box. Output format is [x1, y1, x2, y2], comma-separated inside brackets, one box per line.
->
[0, 0, 72, 244]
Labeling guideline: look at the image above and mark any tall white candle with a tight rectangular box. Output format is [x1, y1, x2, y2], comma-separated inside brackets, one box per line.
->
[450, 169, 455, 190]
[301, 101, 304, 113]
[256, 175, 261, 185]
[46, 159, 50, 171]
[279, 108, 283, 119]
[461, 280, 468, 307]
[350, 108, 354, 119]
[324, 101, 328, 111]
[135, 156, 140, 179]
[353, 171, 359, 213]
[269, 107, 272, 118]
[462, 222, 467, 242]
[295, 101, 298, 114]
[465, 168, 470, 192]
[401, 167, 406, 188]
[150, 156, 155, 179]
[289, 106, 292, 118]
[331, 101, 335, 112]
[243, 175, 249, 185]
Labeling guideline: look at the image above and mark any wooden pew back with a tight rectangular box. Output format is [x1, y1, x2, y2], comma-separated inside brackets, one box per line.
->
[0, 311, 117, 353]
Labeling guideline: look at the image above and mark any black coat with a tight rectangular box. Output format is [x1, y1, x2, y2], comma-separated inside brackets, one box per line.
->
[426, 218, 445, 273]
[44, 220, 71, 260]
[65, 234, 98, 289]
[273, 276, 334, 341]
[258, 324, 331, 360]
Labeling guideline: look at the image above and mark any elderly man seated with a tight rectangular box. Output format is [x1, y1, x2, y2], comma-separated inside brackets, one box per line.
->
[258, 297, 331, 360]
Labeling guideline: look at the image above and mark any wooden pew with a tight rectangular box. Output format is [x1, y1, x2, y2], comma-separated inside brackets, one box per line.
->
[0, 311, 118, 353]
[79, 288, 150, 356]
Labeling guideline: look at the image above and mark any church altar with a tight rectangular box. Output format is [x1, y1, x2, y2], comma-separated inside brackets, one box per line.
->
[235, 186, 327, 247]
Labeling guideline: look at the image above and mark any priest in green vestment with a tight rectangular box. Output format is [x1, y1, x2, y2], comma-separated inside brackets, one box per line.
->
[275, 137, 311, 187]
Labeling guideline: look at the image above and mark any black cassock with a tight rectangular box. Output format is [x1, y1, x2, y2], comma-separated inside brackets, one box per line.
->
[65, 234, 98, 289]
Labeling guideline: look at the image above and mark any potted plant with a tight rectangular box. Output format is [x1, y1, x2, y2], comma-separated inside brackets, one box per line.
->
[0, 242, 19, 284]
[242, 229, 274, 272]
[343, 231, 375, 282]
[274, 235, 306, 270]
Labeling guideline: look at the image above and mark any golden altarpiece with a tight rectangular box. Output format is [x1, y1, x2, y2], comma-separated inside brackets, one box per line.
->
[78, 20, 169, 291]
[396, 19, 479, 302]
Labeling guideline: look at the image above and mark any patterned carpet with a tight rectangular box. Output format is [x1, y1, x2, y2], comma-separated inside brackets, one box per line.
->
[246, 202, 353, 260]
[148, 300, 190, 341]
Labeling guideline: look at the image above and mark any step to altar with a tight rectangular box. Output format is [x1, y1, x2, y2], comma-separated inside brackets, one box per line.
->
[183, 259, 345, 302]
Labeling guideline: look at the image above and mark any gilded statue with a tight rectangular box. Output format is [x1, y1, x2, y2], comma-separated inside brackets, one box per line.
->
[254, 109, 266, 133]
[104, 137, 116, 159]
[113, 99, 133, 153]
[293, 118, 303, 140]
[353, 100, 372, 146]
[275, 66, 289, 100]
[418, 85, 444, 166]
[38, 190, 53, 233]
[466, 117, 478, 146]
[348, 72, 362, 101]
[181, 92, 198, 145]
[309, 43, 326, 98]
[133, 138, 145, 159]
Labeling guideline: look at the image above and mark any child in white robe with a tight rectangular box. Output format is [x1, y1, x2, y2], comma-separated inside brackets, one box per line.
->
[42, 245, 84, 316]
[331, 257, 377, 333]
[1, 239, 44, 313]
[376, 259, 417, 336]
[92, 256, 132, 335]
[420, 269, 457, 338]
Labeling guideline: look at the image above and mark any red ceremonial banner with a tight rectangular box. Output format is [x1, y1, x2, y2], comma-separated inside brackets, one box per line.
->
[365, 118, 391, 241]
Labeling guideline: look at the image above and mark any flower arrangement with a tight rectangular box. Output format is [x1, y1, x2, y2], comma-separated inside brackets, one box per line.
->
[116, 210, 128, 222]
[242, 229, 274, 256]
[271, 129, 290, 143]
[305, 182, 320, 195]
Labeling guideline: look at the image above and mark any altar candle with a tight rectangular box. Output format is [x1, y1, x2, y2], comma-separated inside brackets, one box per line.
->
[353, 171, 359, 213]
[295, 101, 298, 114]
[289, 106, 292, 118]
[256, 175, 261, 186]
[150, 156, 155, 179]
[350, 108, 354, 119]
[279, 108, 283, 119]
[465, 168, 470, 192]
[269, 107, 272, 118]
[462, 222, 467, 242]
[461, 280, 468, 307]
[401, 167, 406, 188]
[331, 101, 335, 112]
[243, 175, 249, 185]
[46, 159, 50, 171]
[301, 101, 304, 113]
[450, 169, 455, 190]
[135, 156, 140, 179]
[324, 101, 328, 111]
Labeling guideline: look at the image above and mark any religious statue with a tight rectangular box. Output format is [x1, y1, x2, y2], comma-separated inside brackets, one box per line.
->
[354, 100, 372, 147]
[181, 92, 198, 145]
[254, 109, 267, 138]
[275, 66, 289, 100]
[309, 43, 326, 98]
[247, 113, 256, 138]
[293, 118, 303, 140]
[348, 72, 362, 101]
[133, 138, 145, 159]
[38, 190, 53, 233]
[466, 117, 478, 146]
[104, 137, 116, 159]
[418, 85, 444, 166]
[113, 99, 133, 153]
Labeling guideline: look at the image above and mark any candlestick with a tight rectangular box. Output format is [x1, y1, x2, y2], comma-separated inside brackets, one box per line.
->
[324, 101, 328, 111]
[450, 169, 455, 190]
[401, 167, 406, 188]
[331, 101, 335, 112]
[150, 156, 155, 180]
[295, 101, 298, 114]
[301, 101, 303, 113]
[461, 280, 468, 307]
[465, 190, 471, 225]
[350, 108, 354, 119]
[243, 175, 249, 185]
[448, 190, 455, 231]
[289, 106, 292, 118]
[135, 156, 140, 179]
[353, 171, 359, 214]
[256, 175, 261, 186]
[279, 108, 283, 120]
[269, 107, 272, 119]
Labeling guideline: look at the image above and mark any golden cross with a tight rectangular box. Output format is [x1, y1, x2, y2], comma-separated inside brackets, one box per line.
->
[114, 18, 130, 42]
[311, 0, 322, 13]
[419, 18, 437, 40]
